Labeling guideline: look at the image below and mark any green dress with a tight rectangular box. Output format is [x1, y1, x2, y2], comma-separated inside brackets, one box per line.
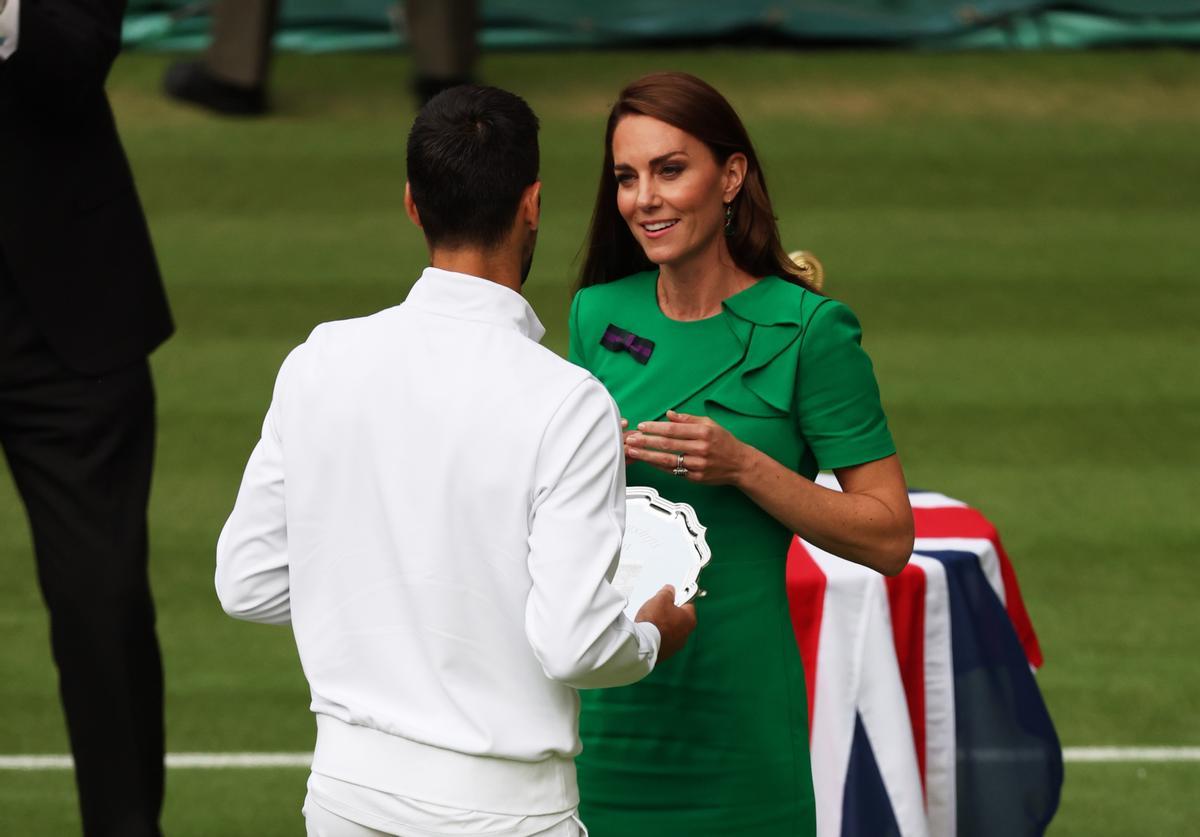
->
[568, 272, 896, 836]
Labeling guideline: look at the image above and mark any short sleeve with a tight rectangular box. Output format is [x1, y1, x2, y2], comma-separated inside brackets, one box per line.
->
[795, 299, 896, 470]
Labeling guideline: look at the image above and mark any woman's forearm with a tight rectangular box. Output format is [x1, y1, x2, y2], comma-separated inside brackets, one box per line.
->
[734, 448, 914, 576]
[623, 412, 913, 575]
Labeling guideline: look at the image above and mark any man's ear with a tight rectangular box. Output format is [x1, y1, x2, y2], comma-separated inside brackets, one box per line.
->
[404, 182, 422, 228]
[521, 181, 542, 232]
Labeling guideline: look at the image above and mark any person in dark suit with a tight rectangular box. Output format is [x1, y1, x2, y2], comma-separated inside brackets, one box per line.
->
[0, 2, 172, 834]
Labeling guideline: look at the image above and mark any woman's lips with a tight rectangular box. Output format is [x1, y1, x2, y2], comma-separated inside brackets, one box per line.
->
[640, 219, 679, 239]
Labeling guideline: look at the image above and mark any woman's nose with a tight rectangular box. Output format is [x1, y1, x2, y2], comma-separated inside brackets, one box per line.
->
[636, 180, 660, 210]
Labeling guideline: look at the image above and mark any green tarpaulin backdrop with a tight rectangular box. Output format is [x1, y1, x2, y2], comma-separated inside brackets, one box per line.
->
[123, 1, 1200, 51]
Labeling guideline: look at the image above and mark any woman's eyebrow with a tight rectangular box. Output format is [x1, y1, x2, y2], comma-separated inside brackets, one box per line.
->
[649, 150, 687, 166]
[613, 150, 687, 170]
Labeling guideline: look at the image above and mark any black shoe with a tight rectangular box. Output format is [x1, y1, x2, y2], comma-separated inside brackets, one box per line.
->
[414, 75, 475, 108]
[164, 60, 268, 116]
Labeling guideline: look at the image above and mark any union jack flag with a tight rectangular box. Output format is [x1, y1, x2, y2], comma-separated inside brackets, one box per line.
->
[787, 479, 1063, 837]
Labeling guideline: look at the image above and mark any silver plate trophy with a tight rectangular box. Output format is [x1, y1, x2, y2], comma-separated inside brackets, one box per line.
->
[613, 486, 712, 619]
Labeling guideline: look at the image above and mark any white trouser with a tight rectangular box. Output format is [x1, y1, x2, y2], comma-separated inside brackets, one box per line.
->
[302, 773, 587, 837]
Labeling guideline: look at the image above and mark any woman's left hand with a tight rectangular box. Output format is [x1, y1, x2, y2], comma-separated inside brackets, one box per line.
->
[624, 410, 752, 485]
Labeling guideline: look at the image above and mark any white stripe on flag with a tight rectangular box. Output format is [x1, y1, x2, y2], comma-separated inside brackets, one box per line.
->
[805, 544, 863, 837]
[854, 572, 930, 837]
[907, 491, 969, 510]
[913, 538, 1006, 607]
[910, 555, 956, 837]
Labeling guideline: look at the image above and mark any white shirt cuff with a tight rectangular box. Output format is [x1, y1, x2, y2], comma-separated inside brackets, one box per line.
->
[637, 620, 663, 668]
[0, 0, 20, 61]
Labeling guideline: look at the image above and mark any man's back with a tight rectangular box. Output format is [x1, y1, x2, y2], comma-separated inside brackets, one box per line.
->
[217, 268, 659, 814]
[281, 268, 615, 751]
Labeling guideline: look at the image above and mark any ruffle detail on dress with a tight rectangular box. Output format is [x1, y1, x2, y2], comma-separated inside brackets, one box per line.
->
[704, 315, 803, 418]
[700, 277, 821, 418]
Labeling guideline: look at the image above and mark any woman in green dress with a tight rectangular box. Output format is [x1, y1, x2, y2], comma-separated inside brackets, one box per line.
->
[569, 72, 915, 835]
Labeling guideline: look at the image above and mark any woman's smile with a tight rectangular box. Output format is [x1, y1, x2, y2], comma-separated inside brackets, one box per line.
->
[640, 218, 679, 238]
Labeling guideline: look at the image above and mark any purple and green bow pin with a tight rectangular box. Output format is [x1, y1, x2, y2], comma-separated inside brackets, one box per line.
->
[600, 324, 655, 365]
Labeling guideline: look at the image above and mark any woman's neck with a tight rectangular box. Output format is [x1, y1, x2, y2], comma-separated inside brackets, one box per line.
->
[657, 249, 757, 321]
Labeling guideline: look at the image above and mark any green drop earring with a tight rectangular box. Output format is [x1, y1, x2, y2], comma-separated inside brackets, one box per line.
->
[723, 202, 734, 237]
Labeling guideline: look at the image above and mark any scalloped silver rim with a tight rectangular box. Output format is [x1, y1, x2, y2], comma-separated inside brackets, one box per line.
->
[625, 485, 712, 607]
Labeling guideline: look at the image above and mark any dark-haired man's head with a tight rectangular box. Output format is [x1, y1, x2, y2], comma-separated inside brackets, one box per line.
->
[405, 86, 541, 288]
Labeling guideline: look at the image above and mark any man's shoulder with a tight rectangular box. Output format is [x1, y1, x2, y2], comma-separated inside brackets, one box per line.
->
[298, 306, 402, 345]
[467, 324, 605, 422]
[297, 304, 593, 391]
[270, 308, 398, 381]
[515, 335, 598, 395]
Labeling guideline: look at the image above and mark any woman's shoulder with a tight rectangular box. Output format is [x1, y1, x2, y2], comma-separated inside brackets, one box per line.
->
[769, 276, 842, 321]
[721, 274, 830, 328]
[575, 270, 656, 301]
[795, 292, 873, 360]
[571, 271, 656, 320]
[761, 276, 859, 329]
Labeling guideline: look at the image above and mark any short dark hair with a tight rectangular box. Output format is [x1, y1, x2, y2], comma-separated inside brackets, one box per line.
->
[406, 85, 540, 250]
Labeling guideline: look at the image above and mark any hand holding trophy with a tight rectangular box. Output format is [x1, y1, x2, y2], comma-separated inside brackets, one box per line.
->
[634, 585, 697, 663]
[612, 487, 711, 661]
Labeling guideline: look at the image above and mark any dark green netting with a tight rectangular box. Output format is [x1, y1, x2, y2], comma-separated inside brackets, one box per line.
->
[122, 1, 1200, 51]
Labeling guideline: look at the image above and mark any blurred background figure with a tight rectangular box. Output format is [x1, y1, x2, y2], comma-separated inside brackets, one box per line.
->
[163, 0, 278, 115]
[0, 1, 172, 835]
[404, 0, 479, 103]
[163, 0, 478, 114]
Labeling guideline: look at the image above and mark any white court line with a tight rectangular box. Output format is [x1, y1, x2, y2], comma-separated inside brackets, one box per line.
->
[1062, 747, 1200, 763]
[2, 748, 1199, 770]
[0, 753, 313, 770]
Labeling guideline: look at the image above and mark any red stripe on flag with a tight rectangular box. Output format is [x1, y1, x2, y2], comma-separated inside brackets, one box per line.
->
[912, 506, 1044, 669]
[886, 563, 928, 795]
[786, 539, 825, 732]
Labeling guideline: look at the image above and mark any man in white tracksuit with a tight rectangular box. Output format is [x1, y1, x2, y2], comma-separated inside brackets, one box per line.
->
[216, 85, 697, 836]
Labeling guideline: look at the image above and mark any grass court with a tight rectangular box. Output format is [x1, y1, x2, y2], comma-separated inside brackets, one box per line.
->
[1, 48, 1197, 834]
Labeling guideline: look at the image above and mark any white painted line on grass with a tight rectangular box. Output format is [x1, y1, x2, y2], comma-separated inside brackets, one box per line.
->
[3, 748, 1199, 770]
[0, 752, 313, 770]
[1062, 747, 1200, 763]
[167, 752, 313, 768]
[0, 756, 74, 770]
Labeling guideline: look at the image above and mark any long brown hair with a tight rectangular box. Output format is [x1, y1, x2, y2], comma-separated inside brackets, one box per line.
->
[579, 72, 815, 291]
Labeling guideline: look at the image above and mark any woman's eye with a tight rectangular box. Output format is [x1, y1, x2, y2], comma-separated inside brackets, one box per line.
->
[661, 165, 683, 177]
[615, 172, 634, 185]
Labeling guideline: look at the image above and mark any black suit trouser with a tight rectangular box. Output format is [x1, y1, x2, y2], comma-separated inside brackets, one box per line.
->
[0, 264, 164, 837]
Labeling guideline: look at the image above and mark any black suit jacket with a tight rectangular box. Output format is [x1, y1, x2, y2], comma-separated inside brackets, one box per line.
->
[0, 0, 172, 375]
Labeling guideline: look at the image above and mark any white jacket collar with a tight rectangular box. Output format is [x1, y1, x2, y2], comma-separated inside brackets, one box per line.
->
[405, 267, 546, 343]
